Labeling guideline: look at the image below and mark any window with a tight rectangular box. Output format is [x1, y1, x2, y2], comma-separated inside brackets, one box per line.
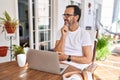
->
[34, 0, 52, 50]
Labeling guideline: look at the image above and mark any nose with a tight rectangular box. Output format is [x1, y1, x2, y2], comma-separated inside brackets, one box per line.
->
[63, 16, 66, 19]
[63, 16, 68, 20]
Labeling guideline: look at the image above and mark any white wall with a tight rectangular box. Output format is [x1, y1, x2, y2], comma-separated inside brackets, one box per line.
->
[0, 0, 19, 63]
[101, 0, 114, 26]
[82, 0, 95, 29]
[95, 0, 102, 4]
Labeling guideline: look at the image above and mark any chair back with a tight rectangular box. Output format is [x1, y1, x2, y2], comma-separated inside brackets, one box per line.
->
[87, 29, 99, 63]
[92, 29, 99, 63]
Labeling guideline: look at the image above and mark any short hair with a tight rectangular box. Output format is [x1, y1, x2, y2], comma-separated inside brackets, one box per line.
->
[66, 5, 81, 22]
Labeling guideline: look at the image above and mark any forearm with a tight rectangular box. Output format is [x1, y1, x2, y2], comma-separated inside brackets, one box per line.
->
[71, 46, 93, 64]
[58, 46, 92, 64]
[71, 56, 92, 64]
[54, 36, 66, 52]
[59, 54, 92, 64]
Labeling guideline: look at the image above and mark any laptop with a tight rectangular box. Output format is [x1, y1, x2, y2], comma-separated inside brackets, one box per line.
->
[26, 49, 69, 74]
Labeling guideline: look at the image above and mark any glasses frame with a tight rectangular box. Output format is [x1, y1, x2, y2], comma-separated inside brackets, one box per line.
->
[62, 14, 75, 18]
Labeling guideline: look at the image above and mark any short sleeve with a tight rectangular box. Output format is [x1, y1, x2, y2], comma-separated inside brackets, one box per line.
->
[81, 30, 92, 46]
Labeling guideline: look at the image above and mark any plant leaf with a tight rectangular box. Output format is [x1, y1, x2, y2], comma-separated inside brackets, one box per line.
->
[4, 11, 11, 21]
[0, 17, 6, 21]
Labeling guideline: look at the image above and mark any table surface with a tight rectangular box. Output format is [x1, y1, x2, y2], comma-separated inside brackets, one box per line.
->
[0, 61, 80, 80]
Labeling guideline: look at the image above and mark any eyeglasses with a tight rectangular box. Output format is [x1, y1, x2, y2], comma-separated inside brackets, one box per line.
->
[62, 14, 75, 18]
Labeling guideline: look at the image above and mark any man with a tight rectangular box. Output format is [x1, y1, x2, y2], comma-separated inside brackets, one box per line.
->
[54, 5, 93, 70]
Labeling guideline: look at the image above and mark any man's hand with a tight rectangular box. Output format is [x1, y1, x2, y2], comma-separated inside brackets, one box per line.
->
[57, 52, 67, 61]
[61, 22, 69, 36]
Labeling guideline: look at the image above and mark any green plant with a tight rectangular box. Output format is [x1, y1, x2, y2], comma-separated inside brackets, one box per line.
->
[12, 45, 24, 58]
[96, 35, 111, 60]
[0, 11, 19, 33]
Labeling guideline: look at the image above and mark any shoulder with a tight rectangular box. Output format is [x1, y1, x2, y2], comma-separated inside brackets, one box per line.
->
[79, 27, 90, 35]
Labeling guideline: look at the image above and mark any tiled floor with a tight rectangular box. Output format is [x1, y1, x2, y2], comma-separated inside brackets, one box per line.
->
[94, 53, 120, 80]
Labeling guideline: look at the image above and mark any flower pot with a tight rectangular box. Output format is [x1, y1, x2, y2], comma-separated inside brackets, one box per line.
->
[5, 26, 16, 34]
[17, 54, 26, 67]
[5, 22, 17, 34]
[0, 46, 8, 57]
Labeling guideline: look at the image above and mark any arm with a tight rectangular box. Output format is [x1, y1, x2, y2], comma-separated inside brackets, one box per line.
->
[54, 37, 66, 53]
[71, 29, 93, 64]
[71, 45, 93, 64]
[54, 24, 69, 52]
[58, 45, 93, 64]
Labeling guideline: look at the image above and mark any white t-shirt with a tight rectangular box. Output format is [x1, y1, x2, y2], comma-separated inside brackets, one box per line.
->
[56, 27, 92, 70]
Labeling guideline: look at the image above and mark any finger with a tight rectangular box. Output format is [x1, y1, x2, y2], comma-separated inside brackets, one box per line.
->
[60, 61, 64, 64]
[56, 51, 62, 55]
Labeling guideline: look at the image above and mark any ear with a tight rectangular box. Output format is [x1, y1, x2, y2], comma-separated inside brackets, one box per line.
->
[74, 15, 79, 22]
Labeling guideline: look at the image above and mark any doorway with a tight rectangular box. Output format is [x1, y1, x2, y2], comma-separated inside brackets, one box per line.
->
[18, 0, 52, 50]
[18, 0, 29, 47]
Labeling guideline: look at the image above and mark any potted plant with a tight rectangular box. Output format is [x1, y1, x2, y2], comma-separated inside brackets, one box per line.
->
[12, 44, 27, 67]
[96, 34, 112, 60]
[12, 44, 25, 59]
[0, 11, 19, 34]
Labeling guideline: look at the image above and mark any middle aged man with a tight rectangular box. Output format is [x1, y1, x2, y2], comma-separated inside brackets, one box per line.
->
[54, 5, 93, 71]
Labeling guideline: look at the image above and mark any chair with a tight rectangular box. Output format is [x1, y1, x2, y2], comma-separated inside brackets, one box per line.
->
[82, 29, 99, 80]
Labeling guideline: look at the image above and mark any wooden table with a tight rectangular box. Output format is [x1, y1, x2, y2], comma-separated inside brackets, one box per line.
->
[0, 61, 80, 80]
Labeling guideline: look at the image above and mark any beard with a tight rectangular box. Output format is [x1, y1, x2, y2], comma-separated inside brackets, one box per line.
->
[64, 19, 71, 26]
[64, 18, 76, 30]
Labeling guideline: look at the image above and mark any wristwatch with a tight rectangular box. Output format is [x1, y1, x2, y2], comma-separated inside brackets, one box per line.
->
[67, 55, 71, 62]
